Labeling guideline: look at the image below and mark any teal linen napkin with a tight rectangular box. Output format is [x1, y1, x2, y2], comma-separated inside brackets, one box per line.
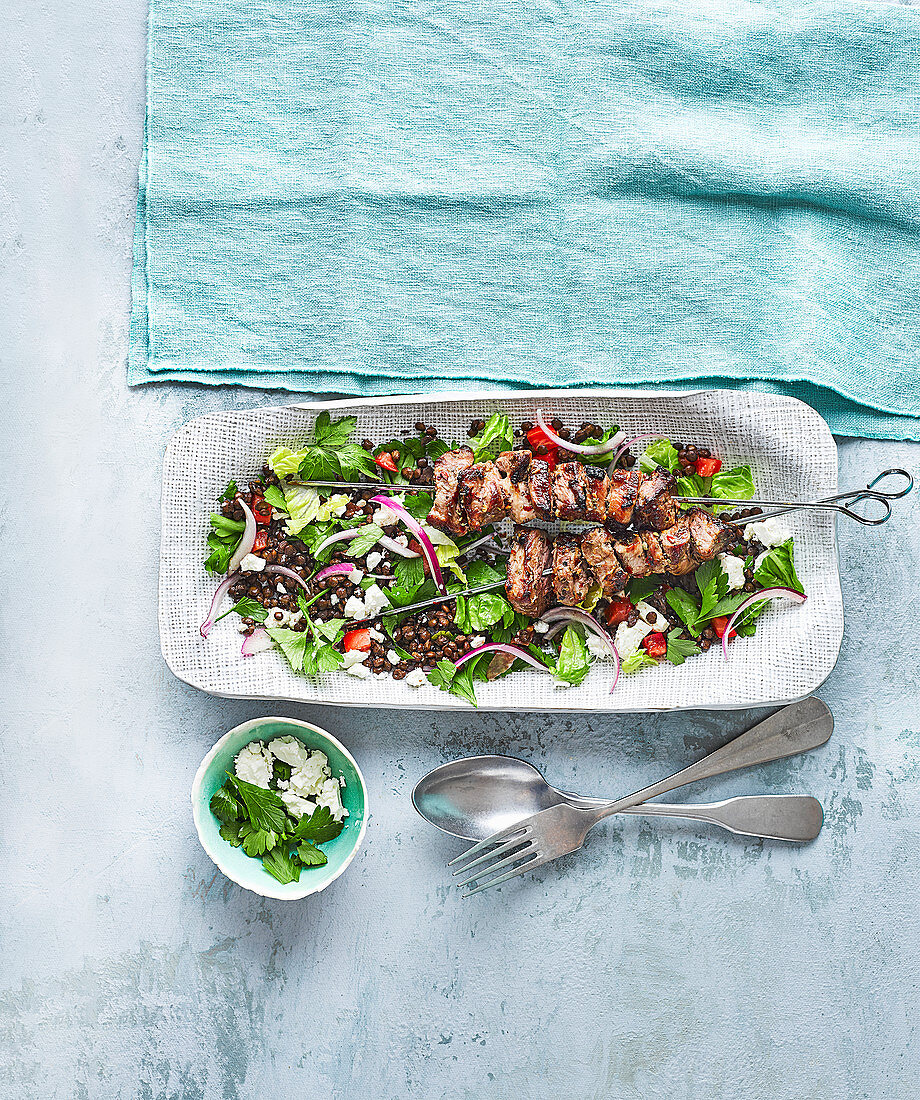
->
[130, 0, 920, 439]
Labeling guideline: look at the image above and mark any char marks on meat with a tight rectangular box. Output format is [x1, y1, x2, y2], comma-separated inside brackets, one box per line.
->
[506, 526, 552, 617]
[613, 532, 653, 577]
[551, 462, 589, 521]
[428, 446, 474, 534]
[495, 450, 536, 524]
[687, 508, 737, 560]
[457, 461, 506, 530]
[552, 536, 593, 605]
[527, 457, 555, 518]
[580, 528, 629, 596]
[582, 466, 608, 524]
[634, 468, 678, 530]
[644, 514, 695, 576]
[606, 469, 640, 526]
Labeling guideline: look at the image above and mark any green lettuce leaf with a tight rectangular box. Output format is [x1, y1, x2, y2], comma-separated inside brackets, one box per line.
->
[280, 483, 322, 535]
[621, 652, 657, 674]
[639, 438, 679, 474]
[554, 625, 590, 686]
[268, 447, 309, 479]
[753, 539, 803, 592]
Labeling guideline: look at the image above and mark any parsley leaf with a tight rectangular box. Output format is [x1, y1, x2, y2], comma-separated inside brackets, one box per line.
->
[313, 411, 358, 448]
[209, 783, 242, 824]
[262, 485, 288, 512]
[303, 641, 343, 676]
[266, 626, 309, 673]
[239, 822, 281, 857]
[219, 821, 244, 847]
[291, 805, 345, 844]
[220, 480, 239, 503]
[204, 513, 246, 573]
[294, 414, 379, 483]
[753, 539, 803, 592]
[215, 597, 268, 624]
[226, 773, 290, 834]
[394, 557, 425, 593]
[262, 844, 302, 884]
[399, 492, 434, 521]
[665, 629, 701, 666]
[297, 841, 329, 867]
[695, 560, 728, 620]
[665, 588, 703, 636]
[627, 576, 662, 605]
[426, 657, 479, 707]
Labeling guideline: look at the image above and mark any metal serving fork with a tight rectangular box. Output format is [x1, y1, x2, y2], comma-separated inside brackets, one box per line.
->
[450, 698, 833, 896]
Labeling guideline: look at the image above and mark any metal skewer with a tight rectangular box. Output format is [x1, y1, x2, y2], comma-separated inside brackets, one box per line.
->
[294, 468, 913, 526]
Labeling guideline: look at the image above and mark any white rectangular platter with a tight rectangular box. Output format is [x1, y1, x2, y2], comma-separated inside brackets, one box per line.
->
[160, 388, 843, 711]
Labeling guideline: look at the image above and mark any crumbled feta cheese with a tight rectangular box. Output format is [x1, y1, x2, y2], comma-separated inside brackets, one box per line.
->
[342, 648, 368, 668]
[372, 504, 402, 527]
[362, 584, 389, 619]
[343, 594, 366, 619]
[330, 594, 339, 606]
[719, 553, 746, 591]
[743, 519, 792, 548]
[288, 610, 303, 626]
[365, 551, 383, 571]
[393, 534, 409, 548]
[316, 777, 348, 820]
[275, 583, 287, 594]
[386, 649, 400, 665]
[280, 791, 316, 819]
[234, 743, 272, 788]
[347, 567, 364, 584]
[614, 615, 655, 658]
[267, 735, 311, 769]
[374, 671, 389, 679]
[239, 553, 265, 573]
[586, 632, 613, 660]
[634, 601, 660, 624]
[346, 661, 372, 679]
[288, 751, 330, 797]
[267, 607, 292, 627]
[405, 668, 426, 687]
[368, 628, 385, 642]
[471, 635, 486, 648]
[534, 621, 549, 634]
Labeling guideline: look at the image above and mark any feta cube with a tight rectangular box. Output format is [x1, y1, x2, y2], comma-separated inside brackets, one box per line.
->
[719, 553, 746, 591]
[362, 584, 389, 619]
[343, 594, 366, 619]
[365, 551, 383, 571]
[267, 735, 311, 769]
[405, 668, 426, 687]
[239, 553, 265, 573]
[234, 743, 272, 788]
[743, 519, 791, 548]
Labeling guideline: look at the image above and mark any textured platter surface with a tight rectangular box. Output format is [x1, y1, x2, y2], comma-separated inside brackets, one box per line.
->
[160, 389, 842, 711]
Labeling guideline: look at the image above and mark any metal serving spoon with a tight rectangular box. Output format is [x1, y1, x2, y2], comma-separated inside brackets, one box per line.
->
[413, 755, 823, 843]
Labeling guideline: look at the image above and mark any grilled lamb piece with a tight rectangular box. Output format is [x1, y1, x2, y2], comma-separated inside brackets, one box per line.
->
[583, 466, 609, 524]
[552, 536, 593, 605]
[495, 450, 537, 524]
[457, 461, 506, 531]
[580, 527, 629, 597]
[551, 462, 589, 521]
[613, 532, 654, 577]
[606, 469, 640, 526]
[644, 514, 696, 576]
[527, 457, 555, 519]
[687, 507, 737, 560]
[428, 446, 474, 534]
[634, 468, 678, 530]
[506, 527, 552, 617]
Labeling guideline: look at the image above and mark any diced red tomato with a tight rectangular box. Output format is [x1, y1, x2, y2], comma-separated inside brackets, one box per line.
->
[526, 426, 559, 468]
[643, 632, 667, 660]
[252, 530, 268, 552]
[604, 596, 632, 627]
[374, 451, 399, 473]
[695, 457, 722, 478]
[342, 628, 372, 653]
[251, 495, 273, 525]
[711, 616, 737, 641]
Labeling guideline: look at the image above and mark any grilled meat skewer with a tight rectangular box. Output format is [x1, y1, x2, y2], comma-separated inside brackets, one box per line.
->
[427, 449, 679, 535]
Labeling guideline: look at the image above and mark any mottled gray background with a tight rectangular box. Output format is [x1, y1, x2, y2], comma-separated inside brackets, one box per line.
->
[2, 1, 919, 1097]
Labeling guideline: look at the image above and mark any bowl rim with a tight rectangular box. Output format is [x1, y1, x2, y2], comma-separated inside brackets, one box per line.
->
[191, 715, 368, 900]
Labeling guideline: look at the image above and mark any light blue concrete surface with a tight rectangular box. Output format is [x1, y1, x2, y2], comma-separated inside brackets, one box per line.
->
[2, 1, 919, 1097]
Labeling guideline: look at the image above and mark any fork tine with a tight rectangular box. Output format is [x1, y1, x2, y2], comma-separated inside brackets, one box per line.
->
[447, 824, 530, 868]
[460, 853, 541, 897]
[452, 843, 536, 888]
[450, 834, 532, 878]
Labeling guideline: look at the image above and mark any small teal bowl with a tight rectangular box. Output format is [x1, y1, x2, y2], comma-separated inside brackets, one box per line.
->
[191, 716, 368, 900]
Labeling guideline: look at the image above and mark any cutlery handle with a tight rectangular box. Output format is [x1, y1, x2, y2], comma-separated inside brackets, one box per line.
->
[595, 698, 833, 819]
[619, 795, 824, 842]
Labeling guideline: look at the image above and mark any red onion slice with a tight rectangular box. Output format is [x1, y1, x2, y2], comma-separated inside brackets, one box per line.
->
[609, 432, 666, 472]
[538, 606, 620, 693]
[264, 564, 312, 594]
[535, 409, 624, 456]
[722, 587, 807, 660]
[200, 571, 242, 638]
[315, 562, 361, 583]
[313, 527, 369, 556]
[454, 643, 551, 675]
[241, 627, 274, 656]
[227, 498, 257, 574]
[370, 495, 447, 594]
[378, 535, 420, 559]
